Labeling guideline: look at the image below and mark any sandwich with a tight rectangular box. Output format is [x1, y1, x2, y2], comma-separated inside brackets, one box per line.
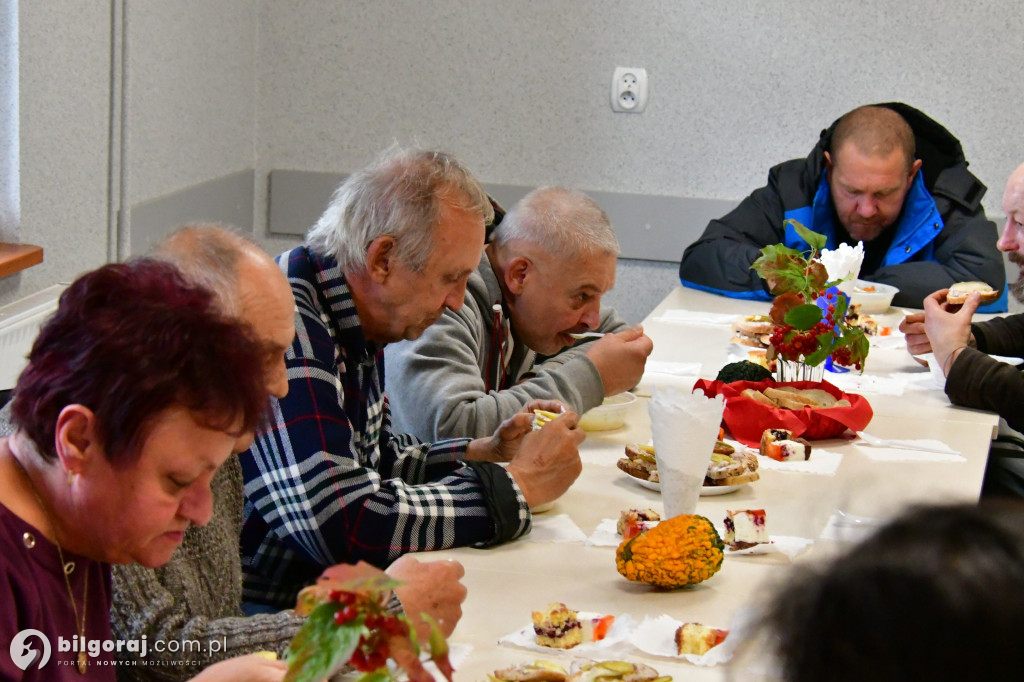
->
[731, 314, 774, 348]
[947, 281, 999, 305]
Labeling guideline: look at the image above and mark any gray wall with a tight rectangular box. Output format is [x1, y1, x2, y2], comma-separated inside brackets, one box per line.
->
[7, 0, 1023, 322]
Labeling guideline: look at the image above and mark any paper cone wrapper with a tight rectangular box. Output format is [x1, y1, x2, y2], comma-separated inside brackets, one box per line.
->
[648, 387, 725, 517]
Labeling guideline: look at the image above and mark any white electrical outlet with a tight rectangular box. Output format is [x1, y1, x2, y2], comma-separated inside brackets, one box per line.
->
[611, 66, 648, 113]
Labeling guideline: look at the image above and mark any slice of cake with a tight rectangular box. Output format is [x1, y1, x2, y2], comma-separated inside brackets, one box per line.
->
[760, 428, 812, 461]
[723, 509, 768, 550]
[531, 603, 582, 649]
[764, 438, 812, 462]
[617, 508, 661, 539]
[675, 622, 729, 655]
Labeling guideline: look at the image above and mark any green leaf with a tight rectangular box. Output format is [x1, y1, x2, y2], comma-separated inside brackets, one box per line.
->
[783, 303, 824, 331]
[422, 613, 454, 682]
[786, 219, 827, 253]
[284, 603, 364, 682]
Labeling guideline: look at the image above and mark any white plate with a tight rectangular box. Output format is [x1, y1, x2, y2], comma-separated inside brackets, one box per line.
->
[700, 483, 745, 496]
[626, 474, 745, 496]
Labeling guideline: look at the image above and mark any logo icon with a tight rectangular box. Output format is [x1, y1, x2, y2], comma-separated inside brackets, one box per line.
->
[10, 629, 51, 671]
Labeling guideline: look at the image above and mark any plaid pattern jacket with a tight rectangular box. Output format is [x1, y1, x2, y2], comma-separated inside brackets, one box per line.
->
[240, 246, 530, 608]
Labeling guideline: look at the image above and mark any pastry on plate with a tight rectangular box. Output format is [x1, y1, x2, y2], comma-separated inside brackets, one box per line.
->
[723, 508, 769, 550]
[492, 661, 568, 682]
[565, 661, 664, 682]
[532, 602, 582, 649]
[617, 508, 661, 539]
[731, 314, 774, 348]
[705, 448, 759, 487]
[617, 444, 659, 482]
[760, 428, 812, 461]
[675, 622, 729, 655]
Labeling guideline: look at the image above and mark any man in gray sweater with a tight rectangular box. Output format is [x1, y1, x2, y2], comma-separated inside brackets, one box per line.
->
[103, 225, 466, 678]
[386, 186, 653, 440]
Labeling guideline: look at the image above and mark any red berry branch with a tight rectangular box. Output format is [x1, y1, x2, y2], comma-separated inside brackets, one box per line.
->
[752, 220, 869, 372]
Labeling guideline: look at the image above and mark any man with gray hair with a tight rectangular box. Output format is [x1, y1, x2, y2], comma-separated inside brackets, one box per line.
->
[386, 186, 653, 440]
[240, 149, 585, 610]
[100, 224, 466, 677]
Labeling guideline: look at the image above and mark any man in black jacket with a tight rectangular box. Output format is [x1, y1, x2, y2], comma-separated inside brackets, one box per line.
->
[679, 103, 1005, 310]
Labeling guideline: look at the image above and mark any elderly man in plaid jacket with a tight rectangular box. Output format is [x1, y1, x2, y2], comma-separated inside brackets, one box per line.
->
[240, 148, 585, 609]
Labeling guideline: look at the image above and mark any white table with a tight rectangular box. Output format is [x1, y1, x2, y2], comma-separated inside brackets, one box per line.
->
[419, 286, 998, 681]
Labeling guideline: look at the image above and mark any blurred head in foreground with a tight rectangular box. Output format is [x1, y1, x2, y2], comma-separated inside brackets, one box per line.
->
[759, 502, 1024, 682]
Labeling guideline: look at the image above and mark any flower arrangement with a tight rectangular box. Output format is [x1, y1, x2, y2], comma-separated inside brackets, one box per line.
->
[285, 565, 452, 682]
[751, 220, 869, 373]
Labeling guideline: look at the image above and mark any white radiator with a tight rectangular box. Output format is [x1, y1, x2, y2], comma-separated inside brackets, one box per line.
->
[0, 285, 66, 390]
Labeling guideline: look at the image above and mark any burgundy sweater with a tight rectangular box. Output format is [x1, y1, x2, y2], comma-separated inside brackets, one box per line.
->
[0, 503, 115, 680]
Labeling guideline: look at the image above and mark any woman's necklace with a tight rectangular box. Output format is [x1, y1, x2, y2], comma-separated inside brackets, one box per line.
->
[12, 455, 89, 675]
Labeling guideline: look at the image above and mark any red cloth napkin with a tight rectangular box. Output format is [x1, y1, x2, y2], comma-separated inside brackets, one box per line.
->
[692, 378, 873, 447]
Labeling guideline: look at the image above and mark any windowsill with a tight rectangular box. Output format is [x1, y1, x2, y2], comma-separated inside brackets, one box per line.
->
[0, 243, 44, 278]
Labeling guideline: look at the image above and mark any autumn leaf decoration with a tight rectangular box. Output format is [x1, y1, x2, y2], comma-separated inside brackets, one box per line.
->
[751, 220, 869, 371]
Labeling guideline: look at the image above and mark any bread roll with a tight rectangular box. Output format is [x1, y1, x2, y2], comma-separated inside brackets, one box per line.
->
[947, 281, 998, 305]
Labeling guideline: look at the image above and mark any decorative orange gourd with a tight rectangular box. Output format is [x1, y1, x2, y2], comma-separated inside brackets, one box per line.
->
[615, 514, 725, 588]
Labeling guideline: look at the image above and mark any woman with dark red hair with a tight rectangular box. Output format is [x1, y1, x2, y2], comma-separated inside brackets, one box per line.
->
[0, 260, 285, 680]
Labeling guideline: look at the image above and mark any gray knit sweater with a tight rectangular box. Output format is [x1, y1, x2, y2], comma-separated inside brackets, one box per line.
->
[109, 455, 305, 680]
[385, 253, 628, 440]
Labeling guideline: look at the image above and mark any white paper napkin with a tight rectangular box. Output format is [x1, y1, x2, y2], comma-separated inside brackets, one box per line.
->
[587, 518, 627, 547]
[650, 309, 739, 326]
[498, 612, 638, 656]
[628, 610, 754, 666]
[525, 513, 588, 543]
[644, 360, 702, 376]
[825, 371, 908, 396]
[757, 448, 843, 475]
[891, 370, 946, 392]
[722, 535, 814, 559]
[869, 332, 909, 351]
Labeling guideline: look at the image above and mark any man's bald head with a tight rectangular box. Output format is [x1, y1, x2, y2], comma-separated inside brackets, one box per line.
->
[830, 106, 916, 174]
[998, 163, 1024, 303]
[154, 223, 296, 399]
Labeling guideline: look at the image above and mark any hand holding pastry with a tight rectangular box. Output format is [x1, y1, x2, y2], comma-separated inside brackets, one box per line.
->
[506, 411, 585, 508]
[922, 289, 978, 376]
[467, 400, 569, 462]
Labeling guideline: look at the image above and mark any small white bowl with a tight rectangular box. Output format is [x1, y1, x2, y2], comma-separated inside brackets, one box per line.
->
[577, 392, 638, 432]
[847, 279, 899, 314]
